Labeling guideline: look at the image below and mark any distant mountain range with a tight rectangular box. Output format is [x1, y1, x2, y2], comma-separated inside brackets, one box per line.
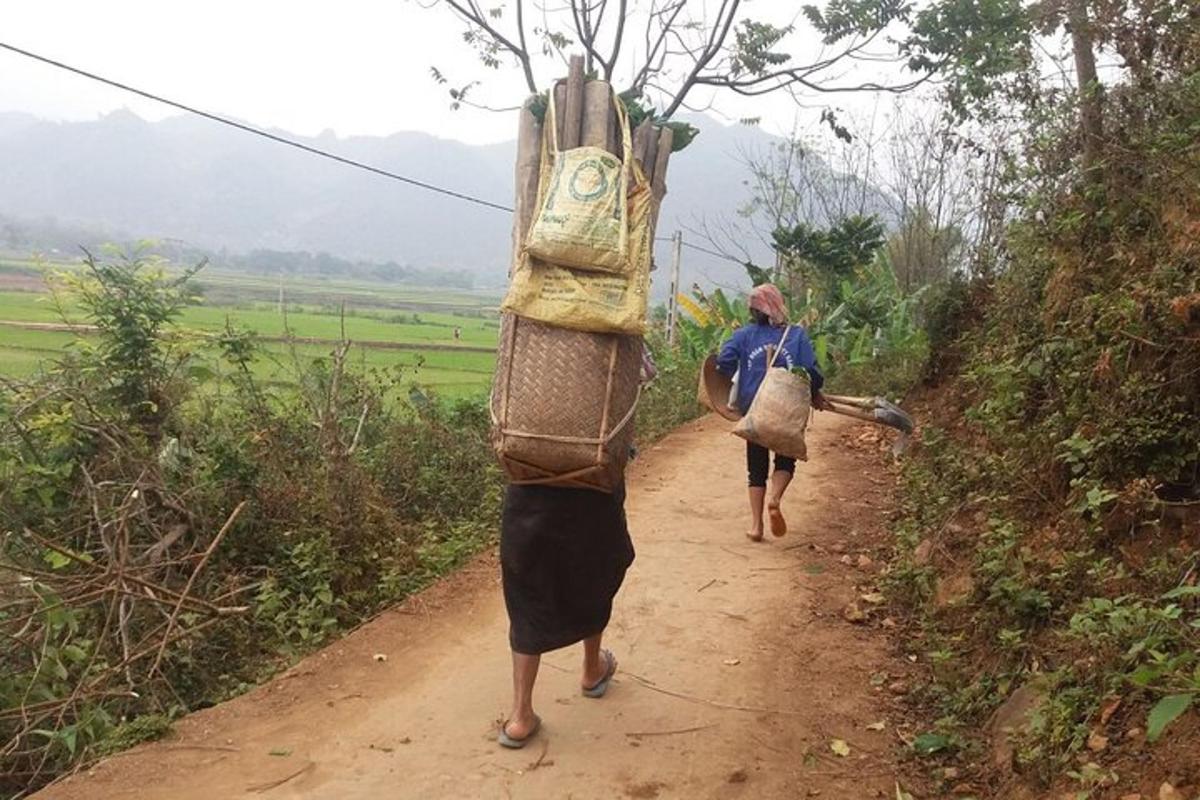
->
[0, 108, 888, 293]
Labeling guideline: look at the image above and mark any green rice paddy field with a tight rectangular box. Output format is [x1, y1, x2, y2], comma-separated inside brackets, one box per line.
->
[0, 259, 502, 399]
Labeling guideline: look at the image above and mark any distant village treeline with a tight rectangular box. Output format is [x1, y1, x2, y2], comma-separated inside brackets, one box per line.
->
[0, 212, 479, 289]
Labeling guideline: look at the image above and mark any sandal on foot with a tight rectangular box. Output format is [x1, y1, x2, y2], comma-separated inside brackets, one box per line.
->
[582, 649, 618, 698]
[767, 503, 787, 537]
[498, 714, 541, 749]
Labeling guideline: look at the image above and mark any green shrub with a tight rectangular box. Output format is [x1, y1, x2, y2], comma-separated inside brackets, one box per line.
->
[1, 254, 712, 793]
[637, 338, 703, 444]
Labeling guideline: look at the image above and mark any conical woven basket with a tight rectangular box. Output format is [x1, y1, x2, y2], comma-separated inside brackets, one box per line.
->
[490, 314, 640, 492]
[697, 354, 742, 422]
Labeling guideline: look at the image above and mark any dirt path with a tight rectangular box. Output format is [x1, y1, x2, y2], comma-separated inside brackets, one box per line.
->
[38, 414, 917, 800]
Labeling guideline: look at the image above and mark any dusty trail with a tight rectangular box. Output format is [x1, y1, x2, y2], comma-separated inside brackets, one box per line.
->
[38, 414, 915, 800]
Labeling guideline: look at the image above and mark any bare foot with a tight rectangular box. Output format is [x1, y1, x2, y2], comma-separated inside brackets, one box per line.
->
[746, 528, 764, 542]
[767, 503, 787, 537]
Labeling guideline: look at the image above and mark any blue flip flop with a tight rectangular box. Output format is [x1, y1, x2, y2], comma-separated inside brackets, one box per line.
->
[582, 649, 618, 698]
[498, 714, 541, 749]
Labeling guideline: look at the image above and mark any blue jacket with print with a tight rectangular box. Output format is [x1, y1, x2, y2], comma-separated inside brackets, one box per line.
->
[716, 323, 824, 415]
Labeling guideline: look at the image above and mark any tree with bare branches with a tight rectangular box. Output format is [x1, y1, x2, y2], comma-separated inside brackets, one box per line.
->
[687, 95, 1005, 295]
[418, 0, 928, 118]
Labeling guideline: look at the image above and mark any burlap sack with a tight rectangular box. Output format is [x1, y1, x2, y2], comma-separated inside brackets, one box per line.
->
[731, 327, 811, 460]
[502, 168, 654, 335]
[524, 90, 634, 274]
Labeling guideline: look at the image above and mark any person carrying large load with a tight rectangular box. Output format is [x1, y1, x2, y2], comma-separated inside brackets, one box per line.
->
[489, 56, 675, 751]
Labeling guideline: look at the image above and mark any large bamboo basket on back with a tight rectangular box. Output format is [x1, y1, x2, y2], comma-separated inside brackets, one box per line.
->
[491, 56, 674, 492]
[492, 315, 641, 490]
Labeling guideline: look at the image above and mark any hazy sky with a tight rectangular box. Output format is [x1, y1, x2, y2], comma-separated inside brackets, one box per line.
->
[1, 1, 921, 145]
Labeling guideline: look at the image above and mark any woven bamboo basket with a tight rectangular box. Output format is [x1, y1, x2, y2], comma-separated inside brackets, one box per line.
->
[490, 313, 641, 492]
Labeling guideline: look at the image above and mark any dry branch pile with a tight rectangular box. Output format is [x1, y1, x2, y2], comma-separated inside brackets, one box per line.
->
[1, 415, 250, 788]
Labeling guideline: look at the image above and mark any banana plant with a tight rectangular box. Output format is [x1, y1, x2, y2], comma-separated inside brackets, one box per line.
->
[674, 250, 926, 377]
[674, 287, 747, 359]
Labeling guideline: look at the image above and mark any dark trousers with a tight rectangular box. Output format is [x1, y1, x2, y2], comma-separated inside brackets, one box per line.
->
[746, 441, 796, 488]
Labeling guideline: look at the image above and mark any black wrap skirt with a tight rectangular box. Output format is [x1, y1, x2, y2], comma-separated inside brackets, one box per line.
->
[500, 483, 635, 655]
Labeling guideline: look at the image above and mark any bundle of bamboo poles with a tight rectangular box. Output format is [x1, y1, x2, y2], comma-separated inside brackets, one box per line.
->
[511, 54, 674, 270]
[491, 54, 676, 492]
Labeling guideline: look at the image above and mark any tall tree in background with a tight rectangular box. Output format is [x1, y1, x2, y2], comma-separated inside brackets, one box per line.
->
[696, 98, 991, 292]
[770, 214, 886, 300]
[1064, 0, 1103, 183]
[886, 209, 963, 291]
[903, 0, 1107, 184]
[878, 104, 977, 289]
[903, 0, 1200, 240]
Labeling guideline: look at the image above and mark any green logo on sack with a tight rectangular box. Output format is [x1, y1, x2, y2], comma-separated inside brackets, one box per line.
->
[568, 159, 609, 202]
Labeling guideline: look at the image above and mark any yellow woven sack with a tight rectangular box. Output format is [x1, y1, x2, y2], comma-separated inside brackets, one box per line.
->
[524, 89, 634, 274]
[503, 161, 654, 335]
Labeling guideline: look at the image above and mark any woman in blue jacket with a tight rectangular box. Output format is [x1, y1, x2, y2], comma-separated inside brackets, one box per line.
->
[716, 284, 827, 541]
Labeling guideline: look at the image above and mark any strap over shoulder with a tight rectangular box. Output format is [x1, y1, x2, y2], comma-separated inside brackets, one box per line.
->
[767, 325, 791, 368]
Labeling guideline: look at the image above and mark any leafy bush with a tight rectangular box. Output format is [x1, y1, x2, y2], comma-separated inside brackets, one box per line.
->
[0, 256, 489, 792]
[919, 273, 975, 384]
[636, 336, 703, 444]
[0, 255, 710, 793]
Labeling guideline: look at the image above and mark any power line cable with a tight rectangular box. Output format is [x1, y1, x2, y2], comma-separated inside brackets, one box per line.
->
[2, 41, 759, 270]
[0, 40, 515, 213]
[655, 236, 746, 264]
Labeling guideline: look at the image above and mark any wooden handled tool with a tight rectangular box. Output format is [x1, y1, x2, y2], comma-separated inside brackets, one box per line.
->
[821, 393, 915, 455]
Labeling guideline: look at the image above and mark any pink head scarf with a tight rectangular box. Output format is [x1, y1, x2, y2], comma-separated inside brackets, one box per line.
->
[749, 283, 788, 326]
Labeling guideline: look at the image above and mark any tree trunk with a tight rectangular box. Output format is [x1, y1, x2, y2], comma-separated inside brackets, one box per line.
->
[1067, 0, 1104, 185]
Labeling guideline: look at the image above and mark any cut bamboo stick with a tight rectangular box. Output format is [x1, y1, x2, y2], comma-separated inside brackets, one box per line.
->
[652, 127, 674, 201]
[642, 124, 661, 186]
[553, 82, 567, 149]
[608, 105, 621, 159]
[510, 99, 543, 272]
[562, 56, 585, 149]
[581, 80, 613, 153]
[632, 118, 654, 173]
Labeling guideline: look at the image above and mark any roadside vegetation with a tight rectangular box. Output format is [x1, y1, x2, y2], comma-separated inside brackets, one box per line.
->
[879, 6, 1200, 798]
[0, 253, 702, 794]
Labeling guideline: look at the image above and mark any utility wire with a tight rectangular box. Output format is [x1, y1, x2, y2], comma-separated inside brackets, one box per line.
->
[1, 41, 756, 266]
[0, 41, 515, 213]
[681, 240, 746, 263]
[656, 236, 746, 264]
